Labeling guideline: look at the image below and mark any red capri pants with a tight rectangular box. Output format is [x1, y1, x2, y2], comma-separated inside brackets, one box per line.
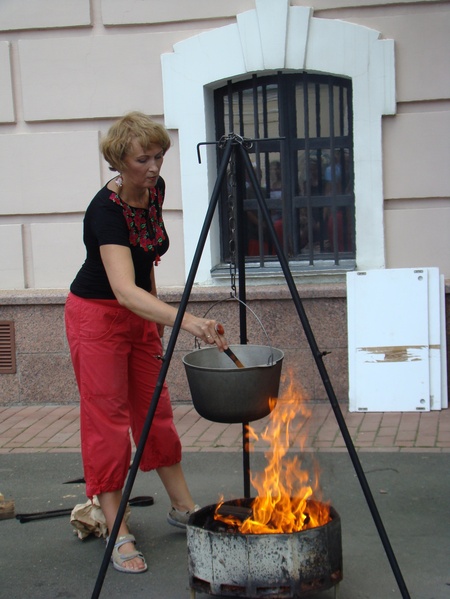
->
[65, 292, 181, 498]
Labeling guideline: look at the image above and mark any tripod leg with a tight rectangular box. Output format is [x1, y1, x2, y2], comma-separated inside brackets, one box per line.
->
[238, 143, 411, 599]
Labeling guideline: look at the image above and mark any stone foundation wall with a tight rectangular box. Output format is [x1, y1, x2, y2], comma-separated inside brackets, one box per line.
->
[0, 284, 448, 408]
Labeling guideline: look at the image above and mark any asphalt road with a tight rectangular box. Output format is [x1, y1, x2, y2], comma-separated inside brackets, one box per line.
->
[1, 451, 449, 599]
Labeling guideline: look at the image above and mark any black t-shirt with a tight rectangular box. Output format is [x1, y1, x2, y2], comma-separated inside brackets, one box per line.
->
[70, 178, 169, 299]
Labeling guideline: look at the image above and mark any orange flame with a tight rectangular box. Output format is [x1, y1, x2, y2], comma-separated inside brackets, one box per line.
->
[215, 378, 331, 534]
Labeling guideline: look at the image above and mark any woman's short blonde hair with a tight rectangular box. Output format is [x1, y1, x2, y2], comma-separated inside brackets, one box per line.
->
[100, 111, 171, 172]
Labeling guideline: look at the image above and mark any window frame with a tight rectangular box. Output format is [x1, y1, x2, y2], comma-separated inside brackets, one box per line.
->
[214, 72, 355, 274]
[161, 5, 396, 284]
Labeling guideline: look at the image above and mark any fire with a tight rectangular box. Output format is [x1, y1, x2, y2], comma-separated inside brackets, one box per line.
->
[215, 379, 331, 534]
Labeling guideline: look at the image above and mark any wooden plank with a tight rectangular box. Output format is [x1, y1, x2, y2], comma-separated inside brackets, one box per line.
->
[0, 492, 15, 520]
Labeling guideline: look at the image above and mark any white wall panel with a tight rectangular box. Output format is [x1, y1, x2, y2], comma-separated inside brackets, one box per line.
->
[0, 225, 24, 289]
[0, 132, 101, 215]
[347, 268, 447, 412]
[428, 269, 445, 410]
[347, 269, 430, 412]
[439, 275, 448, 409]
[19, 34, 182, 121]
[0, 42, 15, 123]
[30, 223, 84, 288]
[0, 0, 91, 31]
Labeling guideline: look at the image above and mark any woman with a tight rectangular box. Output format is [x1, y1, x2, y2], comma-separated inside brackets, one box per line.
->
[65, 112, 228, 574]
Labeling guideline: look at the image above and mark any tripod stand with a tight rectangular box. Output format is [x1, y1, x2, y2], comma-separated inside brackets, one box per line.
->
[91, 134, 411, 599]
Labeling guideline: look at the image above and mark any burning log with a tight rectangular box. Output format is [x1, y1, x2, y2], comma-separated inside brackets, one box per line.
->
[216, 503, 253, 523]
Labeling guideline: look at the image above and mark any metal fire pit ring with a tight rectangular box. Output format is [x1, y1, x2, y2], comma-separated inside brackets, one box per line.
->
[187, 499, 343, 599]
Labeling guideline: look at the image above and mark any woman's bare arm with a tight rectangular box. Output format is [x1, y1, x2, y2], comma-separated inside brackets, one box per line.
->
[150, 265, 164, 338]
[100, 244, 227, 348]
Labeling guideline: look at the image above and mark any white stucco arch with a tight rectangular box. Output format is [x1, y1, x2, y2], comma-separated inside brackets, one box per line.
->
[162, 0, 395, 284]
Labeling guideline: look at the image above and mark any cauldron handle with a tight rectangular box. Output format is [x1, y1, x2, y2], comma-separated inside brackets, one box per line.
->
[194, 295, 275, 366]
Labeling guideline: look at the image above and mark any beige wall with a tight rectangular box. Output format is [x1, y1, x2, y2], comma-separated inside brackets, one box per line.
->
[0, 0, 237, 289]
[0, 0, 448, 289]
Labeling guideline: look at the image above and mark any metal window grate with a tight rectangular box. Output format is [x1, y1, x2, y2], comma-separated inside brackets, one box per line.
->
[215, 72, 355, 270]
[0, 321, 16, 374]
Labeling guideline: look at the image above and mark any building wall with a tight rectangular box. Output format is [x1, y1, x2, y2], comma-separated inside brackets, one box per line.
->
[0, 0, 448, 406]
[0, 286, 351, 405]
[0, 0, 449, 289]
[1, 285, 448, 406]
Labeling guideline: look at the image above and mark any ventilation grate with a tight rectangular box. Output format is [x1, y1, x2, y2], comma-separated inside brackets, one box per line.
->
[0, 321, 16, 374]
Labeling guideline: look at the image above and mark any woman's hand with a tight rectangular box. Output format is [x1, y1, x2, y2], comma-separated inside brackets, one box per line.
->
[182, 316, 228, 351]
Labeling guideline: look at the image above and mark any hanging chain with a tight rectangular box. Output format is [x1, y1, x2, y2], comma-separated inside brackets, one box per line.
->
[227, 145, 238, 297]
[218, 134, 254, 297]
[222, 133, 254, 297]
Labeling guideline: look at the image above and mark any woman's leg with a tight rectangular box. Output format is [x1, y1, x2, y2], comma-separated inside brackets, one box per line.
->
[66, 295, 146, 571]
[97, 491, 146, 572]
[65, 295, 132, 496]
[127, 319, 197, 514]
[156, 463, 195, 512]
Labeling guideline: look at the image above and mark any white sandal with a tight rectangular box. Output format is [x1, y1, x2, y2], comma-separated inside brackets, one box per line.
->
[111, 534, 147, 574]
[167, 504, 200, 529]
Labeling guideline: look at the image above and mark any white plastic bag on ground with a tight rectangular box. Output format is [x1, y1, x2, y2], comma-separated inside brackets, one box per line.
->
[70, 496, 130, 540]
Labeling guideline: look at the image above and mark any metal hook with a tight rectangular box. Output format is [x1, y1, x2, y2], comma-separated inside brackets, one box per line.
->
[197, 140, 221, 164]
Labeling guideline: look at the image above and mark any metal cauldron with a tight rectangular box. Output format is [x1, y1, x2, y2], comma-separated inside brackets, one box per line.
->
[183, 345, 284, 423]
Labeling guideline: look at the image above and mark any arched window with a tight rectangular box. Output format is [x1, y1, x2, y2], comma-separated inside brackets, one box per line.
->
[162, 3, 395, 283]
[214, 72, 355, 271]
